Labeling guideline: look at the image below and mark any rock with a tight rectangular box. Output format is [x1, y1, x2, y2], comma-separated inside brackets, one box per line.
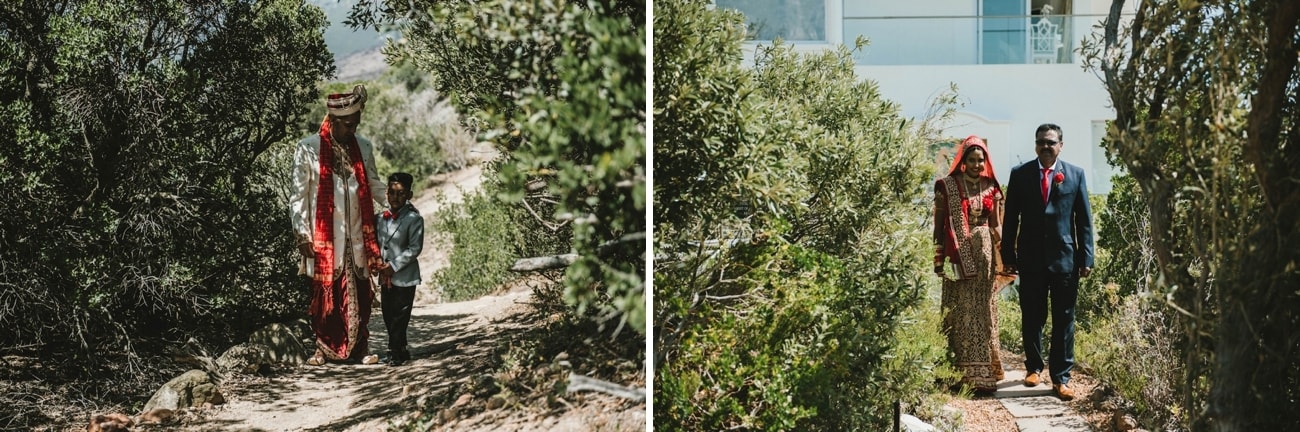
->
[1114, 412, 1140, 431]
[487, 394, 507, 410]
[217, 342, 271, 375]
[168, 338, 217, 371]
[87, 413, 133, 432]
[143, 369, 221, 412]
[472, 374, 498, 397]
[137, 408, 175, 425]
[247, 322, 310, 365]
[192, 383, 226, 406]
[451, 393, 474, 408]
[441, 393, 475, 423]
[901, 414, 936, 432]
[933, 405, 964, 431]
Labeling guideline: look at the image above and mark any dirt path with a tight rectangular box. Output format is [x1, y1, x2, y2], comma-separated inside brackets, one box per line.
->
[943, 349, 1108, 431]
[192, 159, 645, 431]
[197, 286, 530, 431]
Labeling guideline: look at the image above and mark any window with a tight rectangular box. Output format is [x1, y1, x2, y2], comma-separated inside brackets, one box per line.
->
[981, 0, 1028, 64]
[716, 0, 826, 42]
[982, 0, 1073, 64]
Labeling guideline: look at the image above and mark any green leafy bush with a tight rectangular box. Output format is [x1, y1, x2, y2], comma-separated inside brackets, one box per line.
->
[653, 1, 954, 428]
[1073, 173, 1191, 429]
[428, 181, 524, 302]
[996, 292, 1024, 357]
[1077, 293, 1188, 430]
[1081, 2, 1300, 426]
[0, 0, 330, 353]
[0, 1, 331, 425]
[350, 0, 646, 335]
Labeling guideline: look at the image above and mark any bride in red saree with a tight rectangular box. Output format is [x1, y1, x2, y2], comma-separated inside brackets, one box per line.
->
[933, 135, 1014, 393]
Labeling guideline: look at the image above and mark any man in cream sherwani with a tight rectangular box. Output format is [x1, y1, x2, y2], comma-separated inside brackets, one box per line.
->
[289, 84, 387, 366]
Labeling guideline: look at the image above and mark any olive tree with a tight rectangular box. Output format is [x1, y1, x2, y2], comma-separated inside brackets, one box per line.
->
[348, 0, 646, 334]
[1085, 0, 1300, 429]
[0, 0, 331, 361]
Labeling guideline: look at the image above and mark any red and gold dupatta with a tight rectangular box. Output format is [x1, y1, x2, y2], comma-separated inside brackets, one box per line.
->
[309, 116, 383, 359]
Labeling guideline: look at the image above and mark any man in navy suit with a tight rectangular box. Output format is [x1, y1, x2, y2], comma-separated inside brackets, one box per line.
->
[1001, 123, 1095, 401]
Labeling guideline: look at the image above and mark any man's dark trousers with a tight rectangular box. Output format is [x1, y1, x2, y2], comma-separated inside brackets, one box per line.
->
[1019, 270, 1078, 385]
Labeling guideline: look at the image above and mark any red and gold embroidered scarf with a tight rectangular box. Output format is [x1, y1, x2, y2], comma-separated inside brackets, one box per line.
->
[312, 115, 383, 287]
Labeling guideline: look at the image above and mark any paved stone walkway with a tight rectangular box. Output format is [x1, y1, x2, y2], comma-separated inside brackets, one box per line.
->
[995, 370, 1091, 431]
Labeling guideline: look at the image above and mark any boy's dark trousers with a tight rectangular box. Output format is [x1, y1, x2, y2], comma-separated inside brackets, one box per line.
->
[381, 284, 417, 361]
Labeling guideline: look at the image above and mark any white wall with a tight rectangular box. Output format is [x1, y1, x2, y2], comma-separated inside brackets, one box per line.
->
[737, 0, 1137, 193]
[856, 63, 1117, 192]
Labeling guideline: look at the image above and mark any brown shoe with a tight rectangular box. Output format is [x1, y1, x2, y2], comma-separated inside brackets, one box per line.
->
[1024, 370, 1042, 387]
[1055, 383, 1075, 401]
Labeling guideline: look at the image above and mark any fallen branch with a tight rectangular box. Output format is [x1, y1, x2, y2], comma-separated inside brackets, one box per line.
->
[509, 232, 645, 272]
[510, 254, 579, 272]
[566, 372, 645, 402]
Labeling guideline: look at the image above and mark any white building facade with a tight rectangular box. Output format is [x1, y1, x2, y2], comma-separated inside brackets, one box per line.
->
[723, 0, 1137, 193]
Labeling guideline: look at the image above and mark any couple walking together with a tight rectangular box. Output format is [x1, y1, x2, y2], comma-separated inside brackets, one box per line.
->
[288, 85, 426, 367]
[933, 124, 1094, 401]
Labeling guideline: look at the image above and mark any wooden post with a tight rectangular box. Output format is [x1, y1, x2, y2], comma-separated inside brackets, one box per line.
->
[894, 399, 901, 432]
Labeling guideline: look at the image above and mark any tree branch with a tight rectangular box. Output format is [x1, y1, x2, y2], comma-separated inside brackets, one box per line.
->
[1244, 0, 1300, 216]
[509, 232, 645, 272]
[566, 372, 645, 402]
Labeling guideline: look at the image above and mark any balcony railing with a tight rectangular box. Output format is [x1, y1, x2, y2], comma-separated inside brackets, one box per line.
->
[842, 14, 1111, 66]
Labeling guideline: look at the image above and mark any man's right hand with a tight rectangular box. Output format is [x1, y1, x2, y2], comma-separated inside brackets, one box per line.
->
[298, 242, 314, 257]
[1002, 264, 1018, 275]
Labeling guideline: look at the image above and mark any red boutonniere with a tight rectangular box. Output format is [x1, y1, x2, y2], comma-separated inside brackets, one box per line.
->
[1053, 172, 1065, 187]
[382, 210, 395, 220]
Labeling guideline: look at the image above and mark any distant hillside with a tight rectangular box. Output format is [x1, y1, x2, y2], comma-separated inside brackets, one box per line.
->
[309, 0, 392, 82]
[309, 0, 389, 60]
[334, 46, 389, 83]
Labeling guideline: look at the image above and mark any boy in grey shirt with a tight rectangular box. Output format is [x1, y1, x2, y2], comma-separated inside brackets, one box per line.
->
[374, 172, 424, 366]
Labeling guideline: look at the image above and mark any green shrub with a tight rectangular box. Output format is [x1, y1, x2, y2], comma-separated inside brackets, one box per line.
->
[1072, 173, 1192, 429]
[1077, 293, 1188, 430]
[996, 290, 1024, 357]
[897, 279, 964, 428]
[350, 0, 646, 335]
[428, 181, 523, 302]
[653, 1, 956, 428]
[0, 0, 330, 354]
[1077, 175, 1153, 330]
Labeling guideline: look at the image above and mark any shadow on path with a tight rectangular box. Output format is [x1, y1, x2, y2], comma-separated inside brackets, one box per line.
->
[195, 290, 535, 431]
